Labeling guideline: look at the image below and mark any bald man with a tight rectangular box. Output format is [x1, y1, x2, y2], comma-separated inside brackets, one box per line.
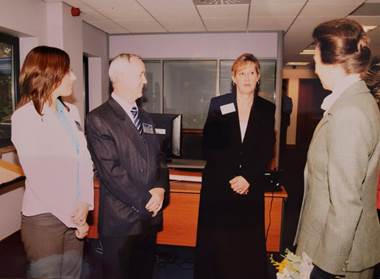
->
[86, 53, 168, 279]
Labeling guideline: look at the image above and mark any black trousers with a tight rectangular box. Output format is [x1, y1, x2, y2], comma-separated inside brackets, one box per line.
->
[101, 231, 157, 279]
[310, 266, 336, 279]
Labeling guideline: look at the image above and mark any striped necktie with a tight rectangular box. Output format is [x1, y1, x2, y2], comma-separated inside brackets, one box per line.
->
[131, 106, 143, 135]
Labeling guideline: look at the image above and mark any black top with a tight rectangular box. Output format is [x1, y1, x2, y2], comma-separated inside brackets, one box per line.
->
[202, 93, 275, 205]
[194, 92, 275, 279]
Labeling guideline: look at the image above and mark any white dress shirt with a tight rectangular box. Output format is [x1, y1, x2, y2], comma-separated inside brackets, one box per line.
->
[321, 74, 361, 113]
[239, 120, 248, 142]
[11, 101, 94, 228]
[111, 92, 138, 123]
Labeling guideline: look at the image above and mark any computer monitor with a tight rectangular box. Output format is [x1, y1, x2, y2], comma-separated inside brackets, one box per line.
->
[149, 113, 182, 160]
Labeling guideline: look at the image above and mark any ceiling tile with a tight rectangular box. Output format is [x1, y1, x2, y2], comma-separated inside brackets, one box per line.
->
[250, 2, 305, 16]
[85, 19, 129, 34]
[198, 4, 248, 31]
[308, 0, 363, 3]
[202, 18, 246, 31]
[56, 0, 380, 62]
[81, 0, 153, 20]
[137, 0, 205, 32]
[301, 3, 364, 17]
[197, 3, 249, 17]
[60, 0, 93, 12]
[252, 0, 306, 3]
[157, 20, 206, 32]
[249, 16, 294, 31]
[118, 20, 166, 33]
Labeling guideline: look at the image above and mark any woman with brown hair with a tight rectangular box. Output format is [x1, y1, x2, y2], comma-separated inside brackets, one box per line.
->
[11, 46, 93, 279]
[294, 18, 380, 279]
[194, 53, 275, 279]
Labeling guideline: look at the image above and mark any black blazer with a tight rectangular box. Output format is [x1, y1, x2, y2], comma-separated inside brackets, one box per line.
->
[86, 98, 169, 237]
[200, 93, 275, 226]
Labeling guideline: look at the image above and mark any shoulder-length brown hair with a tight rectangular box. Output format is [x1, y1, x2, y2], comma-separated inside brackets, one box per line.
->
[17, 46, 70, 115]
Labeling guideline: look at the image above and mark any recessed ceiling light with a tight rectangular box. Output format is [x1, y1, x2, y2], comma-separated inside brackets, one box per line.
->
[300, 49, 316, 55]
[363, 25, 377, 32]
[286, 62, 310, 66]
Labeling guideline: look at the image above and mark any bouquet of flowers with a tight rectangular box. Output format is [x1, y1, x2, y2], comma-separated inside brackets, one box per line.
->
[270, 249, 314, 279]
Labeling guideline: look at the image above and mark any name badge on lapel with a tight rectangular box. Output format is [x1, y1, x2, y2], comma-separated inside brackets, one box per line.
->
[142, 123, 154, 134]
[155, 128, 166, 135]
[220, 103, 236, 115]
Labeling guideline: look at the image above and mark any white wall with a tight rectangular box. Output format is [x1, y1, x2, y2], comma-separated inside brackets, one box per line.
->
[46, 2, 64, 48]
[0, 0, 46, 44]
[0, 0, 47, 65]
[110, 32, 278, 59]
[83, 22, 110, 110]
[0, 187, 24, 241]
[62, 2, 85, 119]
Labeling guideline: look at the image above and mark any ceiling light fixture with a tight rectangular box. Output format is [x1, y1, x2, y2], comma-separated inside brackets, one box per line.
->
[300, 49, 316, 55]
[286, 62, 310, 66]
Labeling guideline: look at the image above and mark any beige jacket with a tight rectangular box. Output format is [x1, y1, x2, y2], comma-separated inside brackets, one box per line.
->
[294, 80, 380, 274]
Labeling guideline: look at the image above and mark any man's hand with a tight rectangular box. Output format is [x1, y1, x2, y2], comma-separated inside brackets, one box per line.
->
[146, 187, 165, 217]
[229, 176, 250, 195]
[71, 201, 90, 226]
[75, 222, 89, 239]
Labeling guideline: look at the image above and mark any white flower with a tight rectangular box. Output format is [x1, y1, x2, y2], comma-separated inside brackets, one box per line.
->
[271, 249, 314, 279]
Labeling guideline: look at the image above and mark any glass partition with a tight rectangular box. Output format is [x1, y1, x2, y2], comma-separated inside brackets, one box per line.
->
[163, 60, 217, 129]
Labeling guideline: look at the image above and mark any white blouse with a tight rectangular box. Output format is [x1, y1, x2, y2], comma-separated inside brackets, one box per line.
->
[11, 101, 94, 228]
[240, 120, 248, 142]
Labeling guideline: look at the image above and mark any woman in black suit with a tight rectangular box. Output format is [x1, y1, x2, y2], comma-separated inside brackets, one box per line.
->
[194, 53, 275, 279]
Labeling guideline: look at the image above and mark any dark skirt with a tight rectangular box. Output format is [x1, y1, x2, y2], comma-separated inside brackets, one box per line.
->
[194, 180, 269, 279]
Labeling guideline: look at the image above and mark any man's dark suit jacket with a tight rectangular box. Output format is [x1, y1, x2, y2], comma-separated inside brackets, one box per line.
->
[85, 97, 169, 237]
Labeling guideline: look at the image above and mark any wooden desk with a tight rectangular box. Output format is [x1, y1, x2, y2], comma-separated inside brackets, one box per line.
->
[157, 179, 287, 252]
[0, 160, 24, 194]
[88, 172, 288, 252]
[0, 159, 24, 176]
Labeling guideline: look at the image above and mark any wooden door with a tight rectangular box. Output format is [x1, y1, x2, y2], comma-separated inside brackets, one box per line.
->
[296, 79, 329, 148]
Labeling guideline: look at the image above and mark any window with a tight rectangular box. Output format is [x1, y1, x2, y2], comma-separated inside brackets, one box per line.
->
[0, 33, 19, 147]
[143, 58, 276, 129]
[163, 60, 217, 129]
[142, 60, 162, 113]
